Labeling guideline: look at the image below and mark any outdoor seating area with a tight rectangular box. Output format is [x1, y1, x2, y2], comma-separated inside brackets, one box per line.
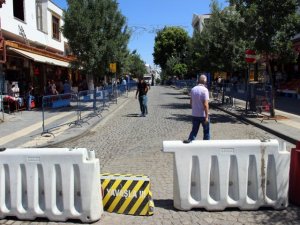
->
[1, 95, 25, 113]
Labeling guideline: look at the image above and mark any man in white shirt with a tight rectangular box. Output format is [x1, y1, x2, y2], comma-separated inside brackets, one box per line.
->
[184, 74, 210, 143]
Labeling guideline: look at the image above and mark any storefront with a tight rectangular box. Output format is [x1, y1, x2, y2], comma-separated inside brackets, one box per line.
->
[1, 41, 74, 108]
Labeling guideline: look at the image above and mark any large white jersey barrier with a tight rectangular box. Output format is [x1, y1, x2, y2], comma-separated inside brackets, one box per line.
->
[0, 148, 103, 222]
[163, 139, 290, 211]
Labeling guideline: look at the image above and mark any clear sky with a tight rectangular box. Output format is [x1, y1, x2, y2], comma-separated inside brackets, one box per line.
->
[53, 0, 228, 67]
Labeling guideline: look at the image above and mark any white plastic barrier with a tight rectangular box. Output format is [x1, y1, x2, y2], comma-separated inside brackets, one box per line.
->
[163, 139, 290, 211]
[0, 148, 103, 222]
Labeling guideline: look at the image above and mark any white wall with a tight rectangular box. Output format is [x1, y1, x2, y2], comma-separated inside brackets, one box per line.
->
[192, 14, 210, 32]
[0, 0, 66, 52]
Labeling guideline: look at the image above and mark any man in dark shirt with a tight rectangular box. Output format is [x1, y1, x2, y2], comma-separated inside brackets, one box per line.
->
[135, 77, 148, 117]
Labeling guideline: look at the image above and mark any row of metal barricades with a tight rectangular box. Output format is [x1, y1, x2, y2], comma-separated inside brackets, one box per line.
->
[174, 80, 198, 93]
[41, 84, 135, 135]
[177, 81, 273, 116]
[212, 82, 273, 116]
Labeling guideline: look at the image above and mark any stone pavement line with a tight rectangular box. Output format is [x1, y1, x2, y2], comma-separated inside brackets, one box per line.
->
[0, 110, 73, 145]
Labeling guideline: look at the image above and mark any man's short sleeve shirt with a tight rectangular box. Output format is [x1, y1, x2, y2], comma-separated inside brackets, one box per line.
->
[191, 85, 209, 117]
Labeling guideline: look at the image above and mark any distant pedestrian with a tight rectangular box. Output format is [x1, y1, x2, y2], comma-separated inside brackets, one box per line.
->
[26, 84, 35, 110]
[184, 74, 210, 143]
[63, 80, 72, 94]
[135, 77, 148, 117]
[121, 77, 127, 86]
[51, 80, 59, 95]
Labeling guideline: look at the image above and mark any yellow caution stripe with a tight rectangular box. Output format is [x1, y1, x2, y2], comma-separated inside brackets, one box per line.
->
[101, 173, 154, 216]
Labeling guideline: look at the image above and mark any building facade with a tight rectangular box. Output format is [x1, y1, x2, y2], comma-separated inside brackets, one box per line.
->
[0, 0, 74, 102]
[191, 14, 211, 33]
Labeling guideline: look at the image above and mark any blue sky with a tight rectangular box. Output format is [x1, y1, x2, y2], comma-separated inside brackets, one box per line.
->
[53, 0, 228, 66]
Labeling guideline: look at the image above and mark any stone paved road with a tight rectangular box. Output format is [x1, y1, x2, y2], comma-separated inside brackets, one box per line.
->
[1, 86, 299, 225]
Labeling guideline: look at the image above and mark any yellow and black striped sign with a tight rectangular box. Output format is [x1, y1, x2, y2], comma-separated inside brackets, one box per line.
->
[101, 173, 154, 216]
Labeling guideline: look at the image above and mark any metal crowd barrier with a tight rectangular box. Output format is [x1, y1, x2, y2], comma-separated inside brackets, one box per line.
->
[174, 80, 197, 90]
[42, 93, 79, 135]
[127, 81, 137, 92]
[78, 90, 102, 120]
[41, 85, 137, 135]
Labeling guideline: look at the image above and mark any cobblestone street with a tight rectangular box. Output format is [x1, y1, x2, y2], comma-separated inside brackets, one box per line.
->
[1, 85, 299, 225]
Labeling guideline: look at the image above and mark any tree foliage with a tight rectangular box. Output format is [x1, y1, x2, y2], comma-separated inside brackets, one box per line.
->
[63, 0, 130, 78]
[230, 0, 300, 116]
[123, 51, 147, 77]
[153, 26, 190, 71]
[190, 1, 248, 74]
[164, 57, 187, 79]
[231, 0, 300, 63]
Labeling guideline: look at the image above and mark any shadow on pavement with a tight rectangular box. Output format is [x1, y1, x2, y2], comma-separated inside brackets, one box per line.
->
[2, 216, 83, 224]
[176, 96, 190, 100]
[251, 206, 300, 224]
[153, 199, 174, 210]
[210, 113, 247, 124]
[160, 103, 190, 110]
[124, 113, 140, 117]
[165, 113, 247, 125]
[165, 114, 192, 122]
[163, 92, 185, 96]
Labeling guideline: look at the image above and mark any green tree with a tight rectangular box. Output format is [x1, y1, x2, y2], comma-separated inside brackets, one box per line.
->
[63, 0, 130, 87]
[153, 26, 190, 71]
[165, 57, 187, 79]
[231, 0, 300, 117]
[190, 1, 248, 75]
[123, 51, 147, 78]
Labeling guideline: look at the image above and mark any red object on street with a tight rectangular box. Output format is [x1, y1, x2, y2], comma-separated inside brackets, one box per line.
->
[289, 142, 300, 206]
[245, 49, 256, 63]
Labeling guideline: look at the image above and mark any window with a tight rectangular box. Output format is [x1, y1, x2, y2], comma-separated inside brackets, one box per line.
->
[36, 0, 43, 31]
[52, 15, 60, 40]
[13, 0, 25, 21]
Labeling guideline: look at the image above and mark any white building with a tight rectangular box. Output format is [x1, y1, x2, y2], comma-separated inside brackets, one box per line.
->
[145, 64, 161, 83]
[192, 14, 211, 32]
[0, 0, 74, 97]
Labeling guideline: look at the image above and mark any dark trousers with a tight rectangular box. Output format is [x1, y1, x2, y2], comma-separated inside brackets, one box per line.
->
[188, 116, 210, 140]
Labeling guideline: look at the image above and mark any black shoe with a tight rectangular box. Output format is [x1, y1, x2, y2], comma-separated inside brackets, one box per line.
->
[183, 139, 191, 144]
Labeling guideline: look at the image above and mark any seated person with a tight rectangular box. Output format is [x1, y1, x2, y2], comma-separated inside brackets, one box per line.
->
[12, 84, 20, 97]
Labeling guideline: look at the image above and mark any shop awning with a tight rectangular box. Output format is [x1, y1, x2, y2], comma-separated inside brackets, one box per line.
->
[8, 47, 70, 67]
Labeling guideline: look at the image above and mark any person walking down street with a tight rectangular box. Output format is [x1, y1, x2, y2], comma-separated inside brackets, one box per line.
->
[135, 77, 148, 117]
[184, 74, 210, 143]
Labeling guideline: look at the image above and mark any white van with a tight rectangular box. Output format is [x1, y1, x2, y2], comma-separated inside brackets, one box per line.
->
[143, 74, 153, 86]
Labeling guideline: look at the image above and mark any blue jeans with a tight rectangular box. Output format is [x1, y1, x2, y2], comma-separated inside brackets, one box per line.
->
[188, 116, 210, 140]
[138, 95, 148, 115]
